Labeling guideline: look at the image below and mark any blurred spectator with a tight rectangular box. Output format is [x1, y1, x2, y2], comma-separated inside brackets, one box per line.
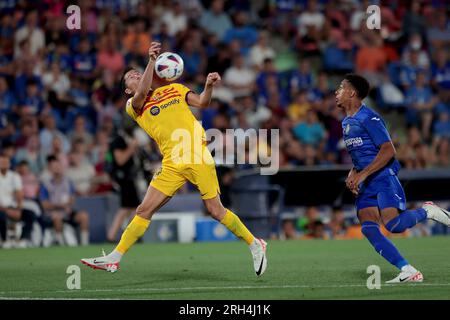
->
[68, 115, 94, 146]
[66, 150, 96, 196]
[402, 0, 426, 40]
[14, 62, 42, 102]
[206, 43, 232, 76]
[282, 219, 299, 239]
[180, 34, 206, 79]
[97, 36, 125, 79]
[223, 54, 256, 98]
[237, 95, 271, 130]
[71, 37, 97, 81]
[223, 11, 258, 55]
[14, 135, 43, 175]
[14, 10, 45, 57]
[20, 79, 45, 116]
[326, 207, 347, 239]
[405, 71, 436, 140]
[292, 110, 326, 148]
[401, 33, 430, 68]
[39, 114, 70, 157]
[0, 153, 36, 249]
[427, 10, 450, 52]
[300, 220, 328, 239]
[432, 137, 450, 167]
[399, 49, 425, 90]
[39, 158, 89, 246]
[249, 30, 276, 70]
[287, 89, 311, 123]
[42, 62, 70, 115]
[431, 48, 450, 94]
[161, 1, 188, 37]
[122, 18, 151, 58]
[289, 59, 313, 96]
[297, 0, 325, 36]
[107, 127, 141, 242]
[200, 0, 232, 40]
[397, 127, 434, 169]
[355, 33, 387, 86]
[0, 76, 16, 116]
[15, 160, 40, 201]
[297, 206, 321, 236]
[433, 112, 450, 140]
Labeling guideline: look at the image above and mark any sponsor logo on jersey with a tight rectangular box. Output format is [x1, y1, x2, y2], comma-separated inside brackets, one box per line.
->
[344, 124, 350, 135]
[160, 98, 180, 109]
[150, 106, 160, 116]
[344, 137, 363, 147]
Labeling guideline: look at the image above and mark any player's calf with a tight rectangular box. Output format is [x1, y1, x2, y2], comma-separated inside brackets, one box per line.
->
[383, 207, 427, 233]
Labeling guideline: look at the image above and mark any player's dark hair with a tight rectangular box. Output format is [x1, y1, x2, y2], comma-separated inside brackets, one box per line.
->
[344, 73, 370, 99]
[121, 68, 135, 92]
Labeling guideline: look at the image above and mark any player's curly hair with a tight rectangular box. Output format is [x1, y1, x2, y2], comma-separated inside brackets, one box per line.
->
[344, 73, 370, 99]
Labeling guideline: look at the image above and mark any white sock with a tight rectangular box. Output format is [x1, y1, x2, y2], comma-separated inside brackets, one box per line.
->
[55, 233, 64, 245]
[80, 231, 89, 245]
[401, 264, 418, 273]
[108, 250, 123, 262]
[249, 238, 259, 252]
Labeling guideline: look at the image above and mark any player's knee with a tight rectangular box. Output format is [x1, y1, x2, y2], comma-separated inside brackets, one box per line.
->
[136, 203, 154, 219]
[206, 202, 225, 221]
[384, 218, 403, 233]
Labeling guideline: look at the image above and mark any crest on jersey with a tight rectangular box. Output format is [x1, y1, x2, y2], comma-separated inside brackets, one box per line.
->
[150, 106, 160, 116]
[344, 124, 350, 135]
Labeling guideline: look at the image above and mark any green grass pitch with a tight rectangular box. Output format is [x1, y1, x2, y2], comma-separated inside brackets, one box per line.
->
[1, 237, 449, 299]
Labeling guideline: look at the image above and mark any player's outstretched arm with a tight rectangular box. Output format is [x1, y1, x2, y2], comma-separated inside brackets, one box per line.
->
[132, 42, 161, 110]
[187, 72, 221, 109]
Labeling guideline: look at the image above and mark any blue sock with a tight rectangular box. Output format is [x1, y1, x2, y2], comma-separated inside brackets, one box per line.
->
[385, 208, 427, 233]
[361, 221, 408, 269]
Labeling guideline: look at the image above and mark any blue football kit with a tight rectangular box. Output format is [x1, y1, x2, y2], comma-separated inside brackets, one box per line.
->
[342, 104, 406, 211]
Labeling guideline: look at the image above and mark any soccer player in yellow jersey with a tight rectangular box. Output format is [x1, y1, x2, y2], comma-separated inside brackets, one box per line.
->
[81, 42, 267, 276]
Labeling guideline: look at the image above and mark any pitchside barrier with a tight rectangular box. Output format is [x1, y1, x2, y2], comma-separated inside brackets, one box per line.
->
[70, 166, 449, 243]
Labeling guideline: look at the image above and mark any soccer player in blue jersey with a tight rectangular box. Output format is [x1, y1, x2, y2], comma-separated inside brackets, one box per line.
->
[336, 74, 450, 283]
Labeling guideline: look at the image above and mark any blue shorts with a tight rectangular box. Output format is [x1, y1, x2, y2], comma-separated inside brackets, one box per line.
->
[356, 173, 406, 211]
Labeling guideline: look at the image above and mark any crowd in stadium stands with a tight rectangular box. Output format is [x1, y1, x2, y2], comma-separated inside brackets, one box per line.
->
[0, 0, 449, 247]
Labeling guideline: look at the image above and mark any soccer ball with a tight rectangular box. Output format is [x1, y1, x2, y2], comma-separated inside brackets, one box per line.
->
[154, 52, 184, 81]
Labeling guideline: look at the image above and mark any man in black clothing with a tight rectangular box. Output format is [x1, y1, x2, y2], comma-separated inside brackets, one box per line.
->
[106, 127, 141, 241]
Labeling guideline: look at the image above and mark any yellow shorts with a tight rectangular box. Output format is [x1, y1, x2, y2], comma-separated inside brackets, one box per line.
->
[150, 161, 221, 200]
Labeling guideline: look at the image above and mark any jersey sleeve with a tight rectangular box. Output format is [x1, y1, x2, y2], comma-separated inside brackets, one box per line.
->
[172, 83, 193, 104]
[362, 116, 391, 147]
[125, 97, 139, 120]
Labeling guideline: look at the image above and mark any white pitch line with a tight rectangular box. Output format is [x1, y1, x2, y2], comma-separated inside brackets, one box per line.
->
[1, 283, 450, 297]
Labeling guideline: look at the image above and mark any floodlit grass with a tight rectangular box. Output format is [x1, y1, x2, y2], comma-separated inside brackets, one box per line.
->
[1, 237, 449, 299]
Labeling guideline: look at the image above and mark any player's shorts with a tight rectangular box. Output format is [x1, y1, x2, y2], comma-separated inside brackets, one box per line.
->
[150, 156, 221, 200]
[356, 173, 406, 212]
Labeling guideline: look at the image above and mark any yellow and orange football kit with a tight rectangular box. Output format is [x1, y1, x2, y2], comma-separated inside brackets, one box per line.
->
[115, 83, 254, 255]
